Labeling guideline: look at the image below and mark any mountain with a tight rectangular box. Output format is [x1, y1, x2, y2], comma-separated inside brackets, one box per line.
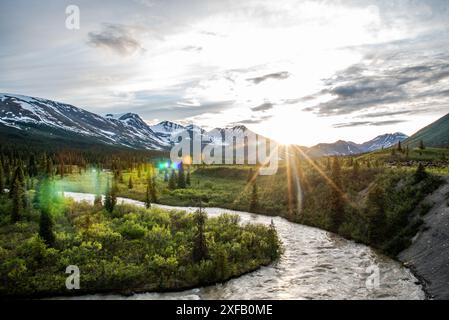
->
[150, 121, 186, 143]
[359, 133, 409, 152]
[305, 132, 409, 157]
[0, 93, 169, 150]
[404, 113, 449, 148]
[306, 140, 363, 157]
[0, 92, 412, 155]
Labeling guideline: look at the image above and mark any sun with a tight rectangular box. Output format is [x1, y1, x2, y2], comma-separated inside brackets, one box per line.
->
[259, 109, 330, 146]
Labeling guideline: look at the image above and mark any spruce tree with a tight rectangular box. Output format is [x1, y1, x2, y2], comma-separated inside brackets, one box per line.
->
[186, 167, 191, 186]
[94, 171, 102, 207]
[192, 209, 208, 263]
[46, 156, 53, 177]
[104, 179, 117, 213]
[419, 140, 425, 150]
[128, 176, 134, 189]
[366, 184, 387, 245]
[352, 160, 360, 179]
[249, 181, 258, 212]
[10, 175, 24, 222]
[247, 168, 254, 183]
[168, 170, 177, 190]
[28, 154, 38, 177]
[39, 208, 55, 247]
[330, 157, 344, 232]
[0, 161, 4, 194]
[59, 159, 65, 179]
[150, 176, 158, 202]
[177, 163, 186, 189]
[145, 183, 151, 209]
[326, 157, 331, 171]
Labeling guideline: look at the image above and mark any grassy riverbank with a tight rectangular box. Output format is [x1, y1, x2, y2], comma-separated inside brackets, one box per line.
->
[0, 195, 281, 298]
[55, 151, 446, 258]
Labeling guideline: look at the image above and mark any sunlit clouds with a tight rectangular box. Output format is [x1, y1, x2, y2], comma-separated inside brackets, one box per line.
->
[1, 0, 449, 145]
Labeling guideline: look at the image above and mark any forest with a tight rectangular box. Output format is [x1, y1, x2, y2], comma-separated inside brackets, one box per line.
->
[0, 146, 282, 297]
[0, 141, 447, 297]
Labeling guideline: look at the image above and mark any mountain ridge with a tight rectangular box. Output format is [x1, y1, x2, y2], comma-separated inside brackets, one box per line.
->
[0, 93, 412, 155]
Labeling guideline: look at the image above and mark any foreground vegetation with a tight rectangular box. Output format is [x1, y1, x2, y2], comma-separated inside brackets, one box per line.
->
[55, 144, 447, 257]
[0, 142, 446, 297]
[0, 150, 281, 297]
[0, 195, 281, 297]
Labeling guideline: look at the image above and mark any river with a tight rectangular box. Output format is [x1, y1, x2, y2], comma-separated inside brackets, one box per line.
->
[60, 192, 425, 300]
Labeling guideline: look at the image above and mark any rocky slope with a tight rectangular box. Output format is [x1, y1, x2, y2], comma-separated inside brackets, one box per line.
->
[399, 176, 449, 299]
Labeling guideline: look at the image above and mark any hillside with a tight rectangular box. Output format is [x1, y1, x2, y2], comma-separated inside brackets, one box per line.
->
[405, 113, 449, 148]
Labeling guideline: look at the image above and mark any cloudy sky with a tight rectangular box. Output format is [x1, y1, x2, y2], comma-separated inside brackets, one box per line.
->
[1, 0, 449, 145]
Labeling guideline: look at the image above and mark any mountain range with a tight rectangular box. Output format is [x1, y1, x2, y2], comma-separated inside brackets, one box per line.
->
[1, 93, 447, 155]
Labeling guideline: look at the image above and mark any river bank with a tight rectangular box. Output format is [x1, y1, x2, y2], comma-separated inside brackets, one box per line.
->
[398, 176, 449, 300]
[58, 192, 425, 300]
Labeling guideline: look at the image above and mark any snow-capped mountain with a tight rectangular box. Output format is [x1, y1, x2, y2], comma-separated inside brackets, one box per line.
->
[305, 133, 409, 157]
[0, 93, 169, 150]
[149, 122, 258, 146]
[150, 120, 186, 143]
[306, 140, 363, 157]
[0, 93, 409, 155]
[359, 133, 409, 152]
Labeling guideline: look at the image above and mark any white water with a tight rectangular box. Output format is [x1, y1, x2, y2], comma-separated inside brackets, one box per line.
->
[60, 192, 425, 300]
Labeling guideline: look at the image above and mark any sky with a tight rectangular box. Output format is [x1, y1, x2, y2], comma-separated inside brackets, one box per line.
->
[0, 0, 449, 146]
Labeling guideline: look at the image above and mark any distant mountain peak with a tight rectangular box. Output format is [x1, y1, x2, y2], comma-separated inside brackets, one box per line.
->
[0, 93, 168, 150]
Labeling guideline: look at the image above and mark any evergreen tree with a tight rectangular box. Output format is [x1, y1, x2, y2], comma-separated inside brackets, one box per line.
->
[39, 209, 55, 247]
[247, 168, 254, 183]
[10, 175, 24, 222]
[366, 184, 387, 245]
[28, 154, 38, 177]
[414, 163, 427, 183]
[177, 163, 186, 189]
[9, 166, 26, 208]
[59, 159, 65, 179]
[94, 171, 102, 207]
[104, 179, 117, 213]
[4, 161, 10, 187]
[330, 157, 344, 232]
[352, 160, 360, 179]
[397, 141, 402, 152]
[150, 176, 158, 202]
[46, 156, 53, 177]
[128, 176, 134, 189]
[419, 140, 425, 150]
[326, 157, 331, 171]
[186, 167, 191, 186]
[145, 183, 151, 209]
[249, 181, 258, 212]
[192, 209, 208, 262]
[168, 170, 177, 190]
[0, 161, 4, 194]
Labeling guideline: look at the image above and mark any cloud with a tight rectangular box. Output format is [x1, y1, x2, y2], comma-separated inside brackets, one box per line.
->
[247, 71, 290, 84]
[333, 120, 407, 128]
[251, 102, 273, 112]
[87, 24, 144, 56]
[304, 45, 449, 116]
[182, 45, 203, 52]
[235, 115, 273, 125]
